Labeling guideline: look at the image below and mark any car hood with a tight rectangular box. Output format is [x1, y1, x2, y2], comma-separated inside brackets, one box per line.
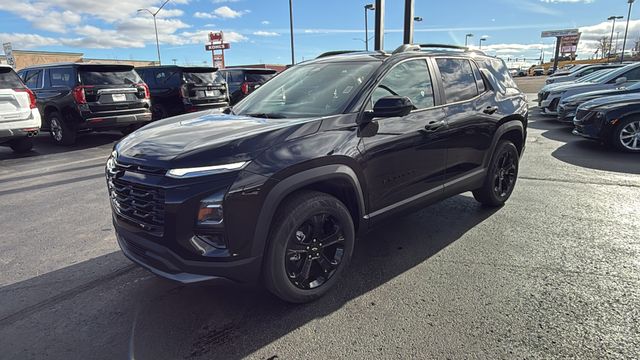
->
[580, 93, 640, 111]
[543, 81, 599, 93]
[563, 86, 634, 104]
[115, 109, 322, 168]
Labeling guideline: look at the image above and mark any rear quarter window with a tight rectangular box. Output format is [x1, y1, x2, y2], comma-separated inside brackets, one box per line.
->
[0, 67, 25, 88]
[49, 68, 75, 87]
[480, 58, 518, 90]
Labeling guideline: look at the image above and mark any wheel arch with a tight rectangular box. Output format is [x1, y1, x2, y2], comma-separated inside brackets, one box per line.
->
[250, 164, 366, 256]
[483, 118, 525, 168]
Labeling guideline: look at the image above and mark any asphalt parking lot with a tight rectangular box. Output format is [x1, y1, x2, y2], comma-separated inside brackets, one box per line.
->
[1, 101, 639, 359]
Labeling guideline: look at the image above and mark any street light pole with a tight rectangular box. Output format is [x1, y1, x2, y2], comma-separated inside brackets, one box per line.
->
[364, 4, 375, 51]
[138, 0, 171, 66]
[607, 15, 623, 61]
[479, 37, 487, 49]
[621, 0, 635, 63]
[289, 0, 295, 65]
[465, 33, 473, 47]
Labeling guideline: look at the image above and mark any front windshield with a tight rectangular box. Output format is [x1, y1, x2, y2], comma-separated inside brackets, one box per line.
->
[576, 69, 614, 83]
[233, 61, 379, 118]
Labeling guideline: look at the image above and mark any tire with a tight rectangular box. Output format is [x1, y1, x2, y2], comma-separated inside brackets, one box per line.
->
[9, 137, 33, 153]
[611, 118, 640, 153]
[473, 140, 520, 207]
[48, 112, 76, 146]
[263, 190, 355, 303]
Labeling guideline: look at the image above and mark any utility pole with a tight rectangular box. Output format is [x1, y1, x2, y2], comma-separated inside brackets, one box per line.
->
[374, 0, 384, 51]
[621, 0, 635, 62]
[289, 0, 295, 65]
[403, 0, 415, 44]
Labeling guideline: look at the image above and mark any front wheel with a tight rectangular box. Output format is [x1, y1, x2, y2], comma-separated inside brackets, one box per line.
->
[263, 191, 355, 303]
[612, 118, 640, 153]
[473, 140, 520, 207]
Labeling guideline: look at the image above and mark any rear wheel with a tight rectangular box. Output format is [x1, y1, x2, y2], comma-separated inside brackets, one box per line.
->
[48, 112, 76, 146]
[612, 118, 640, 153]
[263, 191, 355, 303]
[473, 140, 519, 207]
[9, 137, 33, 153]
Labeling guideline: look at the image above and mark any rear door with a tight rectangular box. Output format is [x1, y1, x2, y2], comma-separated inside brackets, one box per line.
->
[0, 67, 32, 124]
[77, 65, 148, 114]
[435, 57, 497, 182]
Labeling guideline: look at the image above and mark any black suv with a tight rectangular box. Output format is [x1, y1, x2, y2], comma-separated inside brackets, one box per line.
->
[18, 63, 152, 145]
[107, 45, 528, 303]
[136, 66, 229, 120]
[219, 68, 278, 105]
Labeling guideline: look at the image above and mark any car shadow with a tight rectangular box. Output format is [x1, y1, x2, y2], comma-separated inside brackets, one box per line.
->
[528, 113, 640, 175]
[0, 194, 500, 360]
[0, 132, 122, 161]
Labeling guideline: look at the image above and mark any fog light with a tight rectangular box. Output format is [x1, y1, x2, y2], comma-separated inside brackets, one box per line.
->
[197, 192, 224, 225]
[190, 234, 227, 255]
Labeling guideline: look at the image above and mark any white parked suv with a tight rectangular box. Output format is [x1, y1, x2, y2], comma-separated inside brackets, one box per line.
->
[0, 65, 41, 153]
[545, 64, 624, 85]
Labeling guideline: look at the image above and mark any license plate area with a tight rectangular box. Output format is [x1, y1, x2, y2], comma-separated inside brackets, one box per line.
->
[112, 94, 127, 102]
[205, 90, 219, 97]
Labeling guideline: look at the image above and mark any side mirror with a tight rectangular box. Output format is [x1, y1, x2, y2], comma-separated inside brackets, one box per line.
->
[615, 77, 627, 85]
[360, 96, 414, 124]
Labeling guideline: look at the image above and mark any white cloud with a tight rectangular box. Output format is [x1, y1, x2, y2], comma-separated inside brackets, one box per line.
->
[261, 20, 270, 25]
[194, 12, 215, 19]
[212, 0, 240, 3]
[252, 31, 279, 37]
[0, 33, 59, 49]
[213, 6, 246, 19]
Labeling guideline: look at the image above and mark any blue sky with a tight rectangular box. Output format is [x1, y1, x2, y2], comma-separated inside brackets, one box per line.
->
[0, 0, 638, 67]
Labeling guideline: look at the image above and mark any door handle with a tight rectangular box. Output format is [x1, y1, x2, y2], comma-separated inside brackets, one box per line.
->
[483, 106, 499, 115]
[423, 120, 445, 132]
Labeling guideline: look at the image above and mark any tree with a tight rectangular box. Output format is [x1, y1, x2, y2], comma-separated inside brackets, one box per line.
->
[597, 36, 611, 59]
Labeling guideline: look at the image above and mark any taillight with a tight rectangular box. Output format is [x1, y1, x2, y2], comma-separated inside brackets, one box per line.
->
[241, 82, 250, 95]
[72, 86, 89, 104]
[137, 83, 150, 99]
[179, 84, 189, 98]
[14, 88, 37, 109]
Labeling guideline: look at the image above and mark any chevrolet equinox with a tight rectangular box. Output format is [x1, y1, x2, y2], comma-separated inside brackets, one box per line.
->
[106, 44, 528, 303]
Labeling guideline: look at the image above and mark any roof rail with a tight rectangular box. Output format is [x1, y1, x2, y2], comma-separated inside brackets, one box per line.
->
[418, 44, 469, 51]
[392, 44, 421, 54]
[316, 50, 360, 58]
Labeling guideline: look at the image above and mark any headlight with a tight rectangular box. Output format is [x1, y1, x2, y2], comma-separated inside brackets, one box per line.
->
[106, 150, 117, 173]
[166, 161, 249, 179]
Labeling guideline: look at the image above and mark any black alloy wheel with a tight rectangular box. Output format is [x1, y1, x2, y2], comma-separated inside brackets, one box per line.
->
[473, 140, 519, 207]
[264, 191, 355, 303]
[285, 213, 345, 290]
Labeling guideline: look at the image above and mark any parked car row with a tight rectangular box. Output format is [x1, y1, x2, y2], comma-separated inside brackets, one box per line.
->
[537, 61, 640, 153]
[1, 63, 278, 151]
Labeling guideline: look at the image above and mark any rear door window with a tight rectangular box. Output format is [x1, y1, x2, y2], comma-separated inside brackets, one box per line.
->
[79, 67, 142, 85]
[0, 67, 25, 88]
[436, 58, 478, 103]
[24, 70, 42, 89]
[470, 62, 486, 93]
[49, 67, 75, 87]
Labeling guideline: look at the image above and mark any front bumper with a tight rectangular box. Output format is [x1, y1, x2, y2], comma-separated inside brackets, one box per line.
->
[556, 104, 577, 123]
[116, 226, 261, 284]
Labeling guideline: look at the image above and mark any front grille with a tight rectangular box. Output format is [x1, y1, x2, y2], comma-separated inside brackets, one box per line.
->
[108, 178, 165, 236]
[575, 109, 593, 122]
[558, 105, 567, 118]
[549, 98, 560, 112]
[541, 92, 549, 101]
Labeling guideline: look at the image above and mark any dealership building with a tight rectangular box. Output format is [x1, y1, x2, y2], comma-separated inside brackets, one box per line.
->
[0, 49, 158, 69]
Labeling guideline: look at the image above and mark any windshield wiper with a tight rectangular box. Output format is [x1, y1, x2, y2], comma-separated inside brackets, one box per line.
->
[244, 113, 287, 119]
